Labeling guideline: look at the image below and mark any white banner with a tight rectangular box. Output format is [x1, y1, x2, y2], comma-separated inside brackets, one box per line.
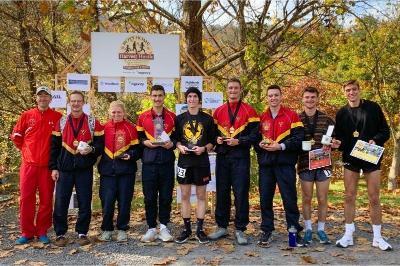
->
[91, 32, 180, 78]
[202, 92, 223, 109]
[66, 73, 91, 91]
[125, 77, 147, 93]
[67, 103, 91, 115]
[180, 76, 203, 92]
[175, 104, 188, 115]
[98, 77, 121, 93]
[152, 78, 175, 94]
[50, 90, 67, 109]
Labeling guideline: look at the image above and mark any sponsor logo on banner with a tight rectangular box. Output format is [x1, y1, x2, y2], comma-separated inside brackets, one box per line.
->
[119, 35, 154, 71]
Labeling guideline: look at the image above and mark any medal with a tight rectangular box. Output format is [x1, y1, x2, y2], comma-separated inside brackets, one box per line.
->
[73, 140, 79, 147]
[68, 115, 85, 149]
[229, 127, 235, 136]
[353, 130, 359, 138]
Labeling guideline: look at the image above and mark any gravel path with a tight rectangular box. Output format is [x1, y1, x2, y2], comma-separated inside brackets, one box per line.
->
[1, 197, 399, 265]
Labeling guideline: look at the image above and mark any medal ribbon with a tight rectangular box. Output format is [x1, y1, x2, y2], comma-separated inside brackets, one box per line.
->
[68, 114, 85, 141]
[227, 100, 241, 129]
[346, 100, 365, 136]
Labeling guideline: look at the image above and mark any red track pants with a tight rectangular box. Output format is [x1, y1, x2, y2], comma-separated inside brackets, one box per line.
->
[19, 163, 54, 237]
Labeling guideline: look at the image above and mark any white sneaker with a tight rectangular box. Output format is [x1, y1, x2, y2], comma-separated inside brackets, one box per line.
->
[336, 234, 354, 248]
[141, 229, 158, 243]
[158, 227, 173, 242]
[116, 230, 128, 242]
[98, 231, 113, 242]
[372, 237, 392, 251]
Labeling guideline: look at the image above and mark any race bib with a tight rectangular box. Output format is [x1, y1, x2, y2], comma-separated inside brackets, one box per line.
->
[177, 167, 187, 178]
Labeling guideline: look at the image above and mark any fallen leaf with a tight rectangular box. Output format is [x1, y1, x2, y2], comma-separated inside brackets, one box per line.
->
[14, 244, 30, 250]
[244, 251, 260, 257]
[153, 256, 177, 265]
[281, 252, 291, 256]
[313, 247, 326, 252]
[28, 262, 46, 266]
[68, 248, 79, 255]
[80, 244, 92, 252]
[176, 247, 190, 256]
[301, 255, 317, 264]
[194, 257, 207, 264]
[32, 242, 45, 249]
[106, 262, 118, 266]
[47, 249, 63, 254]
[163, 242, 174, 248]
[0, 250, 13, 258]
[293, 248, 308, 254]
[209, 255, 223, 266]
[138, 242, 160, 247]
[14, 259, 28, 265]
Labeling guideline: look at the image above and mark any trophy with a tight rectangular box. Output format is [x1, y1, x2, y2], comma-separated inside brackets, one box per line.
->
[186, 136, 197, 152]
[152, 116, 166, 145]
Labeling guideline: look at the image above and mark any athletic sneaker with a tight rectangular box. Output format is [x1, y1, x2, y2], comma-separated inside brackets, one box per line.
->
[15, 236, 33, 245]
[208, 227, 228, 240]
[336, 234, 354, 248]
[98, 231, 113, 242]
[175, 229, 191, 244]
[158, 227, 173, 242]
[303, 229, 312, 244]
[141, 228, 158, 243]
[372, 237, 392, 251]
[257, 231, 272, 246]
[235, 230, 248, 245]
[195, 230, 209, 244]
[317, 230, 331, 244]
[116, 230, 128, 242]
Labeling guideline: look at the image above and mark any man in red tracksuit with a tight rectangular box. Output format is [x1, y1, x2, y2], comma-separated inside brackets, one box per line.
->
[11, 86, 62, 245]
[255, 85, 305, 247]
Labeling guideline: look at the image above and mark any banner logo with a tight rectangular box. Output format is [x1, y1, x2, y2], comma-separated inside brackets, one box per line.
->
[119, 35, 154, 70]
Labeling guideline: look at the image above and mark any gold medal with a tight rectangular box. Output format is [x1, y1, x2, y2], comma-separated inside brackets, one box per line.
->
[353, 130, 359, 138]
[73, 140, 79, 147]
[229, 127, 235, 136]
[310, 138, 315, 145]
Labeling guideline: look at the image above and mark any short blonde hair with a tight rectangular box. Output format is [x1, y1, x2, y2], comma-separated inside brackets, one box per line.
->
[342, 80, 359, 90]
[108, 100, 127, 119]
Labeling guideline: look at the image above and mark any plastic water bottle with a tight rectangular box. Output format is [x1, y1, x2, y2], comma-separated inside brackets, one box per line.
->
[288, 226, 297, 247]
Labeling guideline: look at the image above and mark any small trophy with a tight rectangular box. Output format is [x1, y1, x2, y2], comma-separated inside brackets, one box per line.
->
[261, 137, 273, 146]
[152, 117, 166, 145]
[186, 137, 197, 152]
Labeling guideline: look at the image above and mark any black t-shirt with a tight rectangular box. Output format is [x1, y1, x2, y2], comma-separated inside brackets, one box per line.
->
[175, 110, 216, 167]
[335, 99, 390, 164]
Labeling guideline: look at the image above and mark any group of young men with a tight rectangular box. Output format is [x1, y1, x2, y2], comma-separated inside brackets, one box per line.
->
[11, 78, 392, 251]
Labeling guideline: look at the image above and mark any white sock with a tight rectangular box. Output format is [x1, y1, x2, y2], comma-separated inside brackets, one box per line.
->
[372, 224, 382, 239]
[160, 223, 167, 230]
[345, 223, 355, 236]
[304, 220, 312, 230]
[317, 221, 325, 231]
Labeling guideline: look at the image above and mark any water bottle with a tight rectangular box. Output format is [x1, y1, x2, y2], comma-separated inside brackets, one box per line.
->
[288, 226, 297, 247]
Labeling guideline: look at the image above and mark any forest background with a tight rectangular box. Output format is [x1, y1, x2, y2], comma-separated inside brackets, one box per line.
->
[0, 0, 399, 190]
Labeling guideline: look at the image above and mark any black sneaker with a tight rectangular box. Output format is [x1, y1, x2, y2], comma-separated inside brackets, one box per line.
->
[257, 231, 272, 246]
[175, 229, 191, 244]
[195, 230, 210, 244]
[296, 232, 305, 247]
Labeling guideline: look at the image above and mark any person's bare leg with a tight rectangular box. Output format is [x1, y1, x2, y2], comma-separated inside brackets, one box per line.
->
[195, 185, 207, 219]
[365, 170, 391, 250]
[316, 179, 330, 225]
[180, 184, 192, 218]
[336, 168, 358, 247]
[343, 169, 359, 223]
[301, 180, 314, 233]
[365, 170, 381, 225]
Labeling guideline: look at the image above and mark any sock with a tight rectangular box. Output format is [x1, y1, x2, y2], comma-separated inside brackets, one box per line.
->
[372, 224, 382, 239]
[304, 220, 312, 230]
[183, 218, 191, 232]
[317, 221, 325, 231]
[196, 218, 204, 233]
[345, 223, 355, 236]
[160, 224, 167, 230]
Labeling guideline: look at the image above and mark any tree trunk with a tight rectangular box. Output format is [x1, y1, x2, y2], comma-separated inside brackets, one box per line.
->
[182, 1, 205, 75]
[387, 136, 400, 190]
[15, 1, 36, 97]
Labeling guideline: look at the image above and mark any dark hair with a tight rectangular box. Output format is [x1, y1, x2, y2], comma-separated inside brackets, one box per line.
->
[185, 87, 202, 102]
[343, 80, 359, 90]
[69, 90, 85, 102]
[150, 84, 165, 95]
[302, 86, 319, 97]
[267, 84, 281, 93]
[227, 77, 242, 87]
